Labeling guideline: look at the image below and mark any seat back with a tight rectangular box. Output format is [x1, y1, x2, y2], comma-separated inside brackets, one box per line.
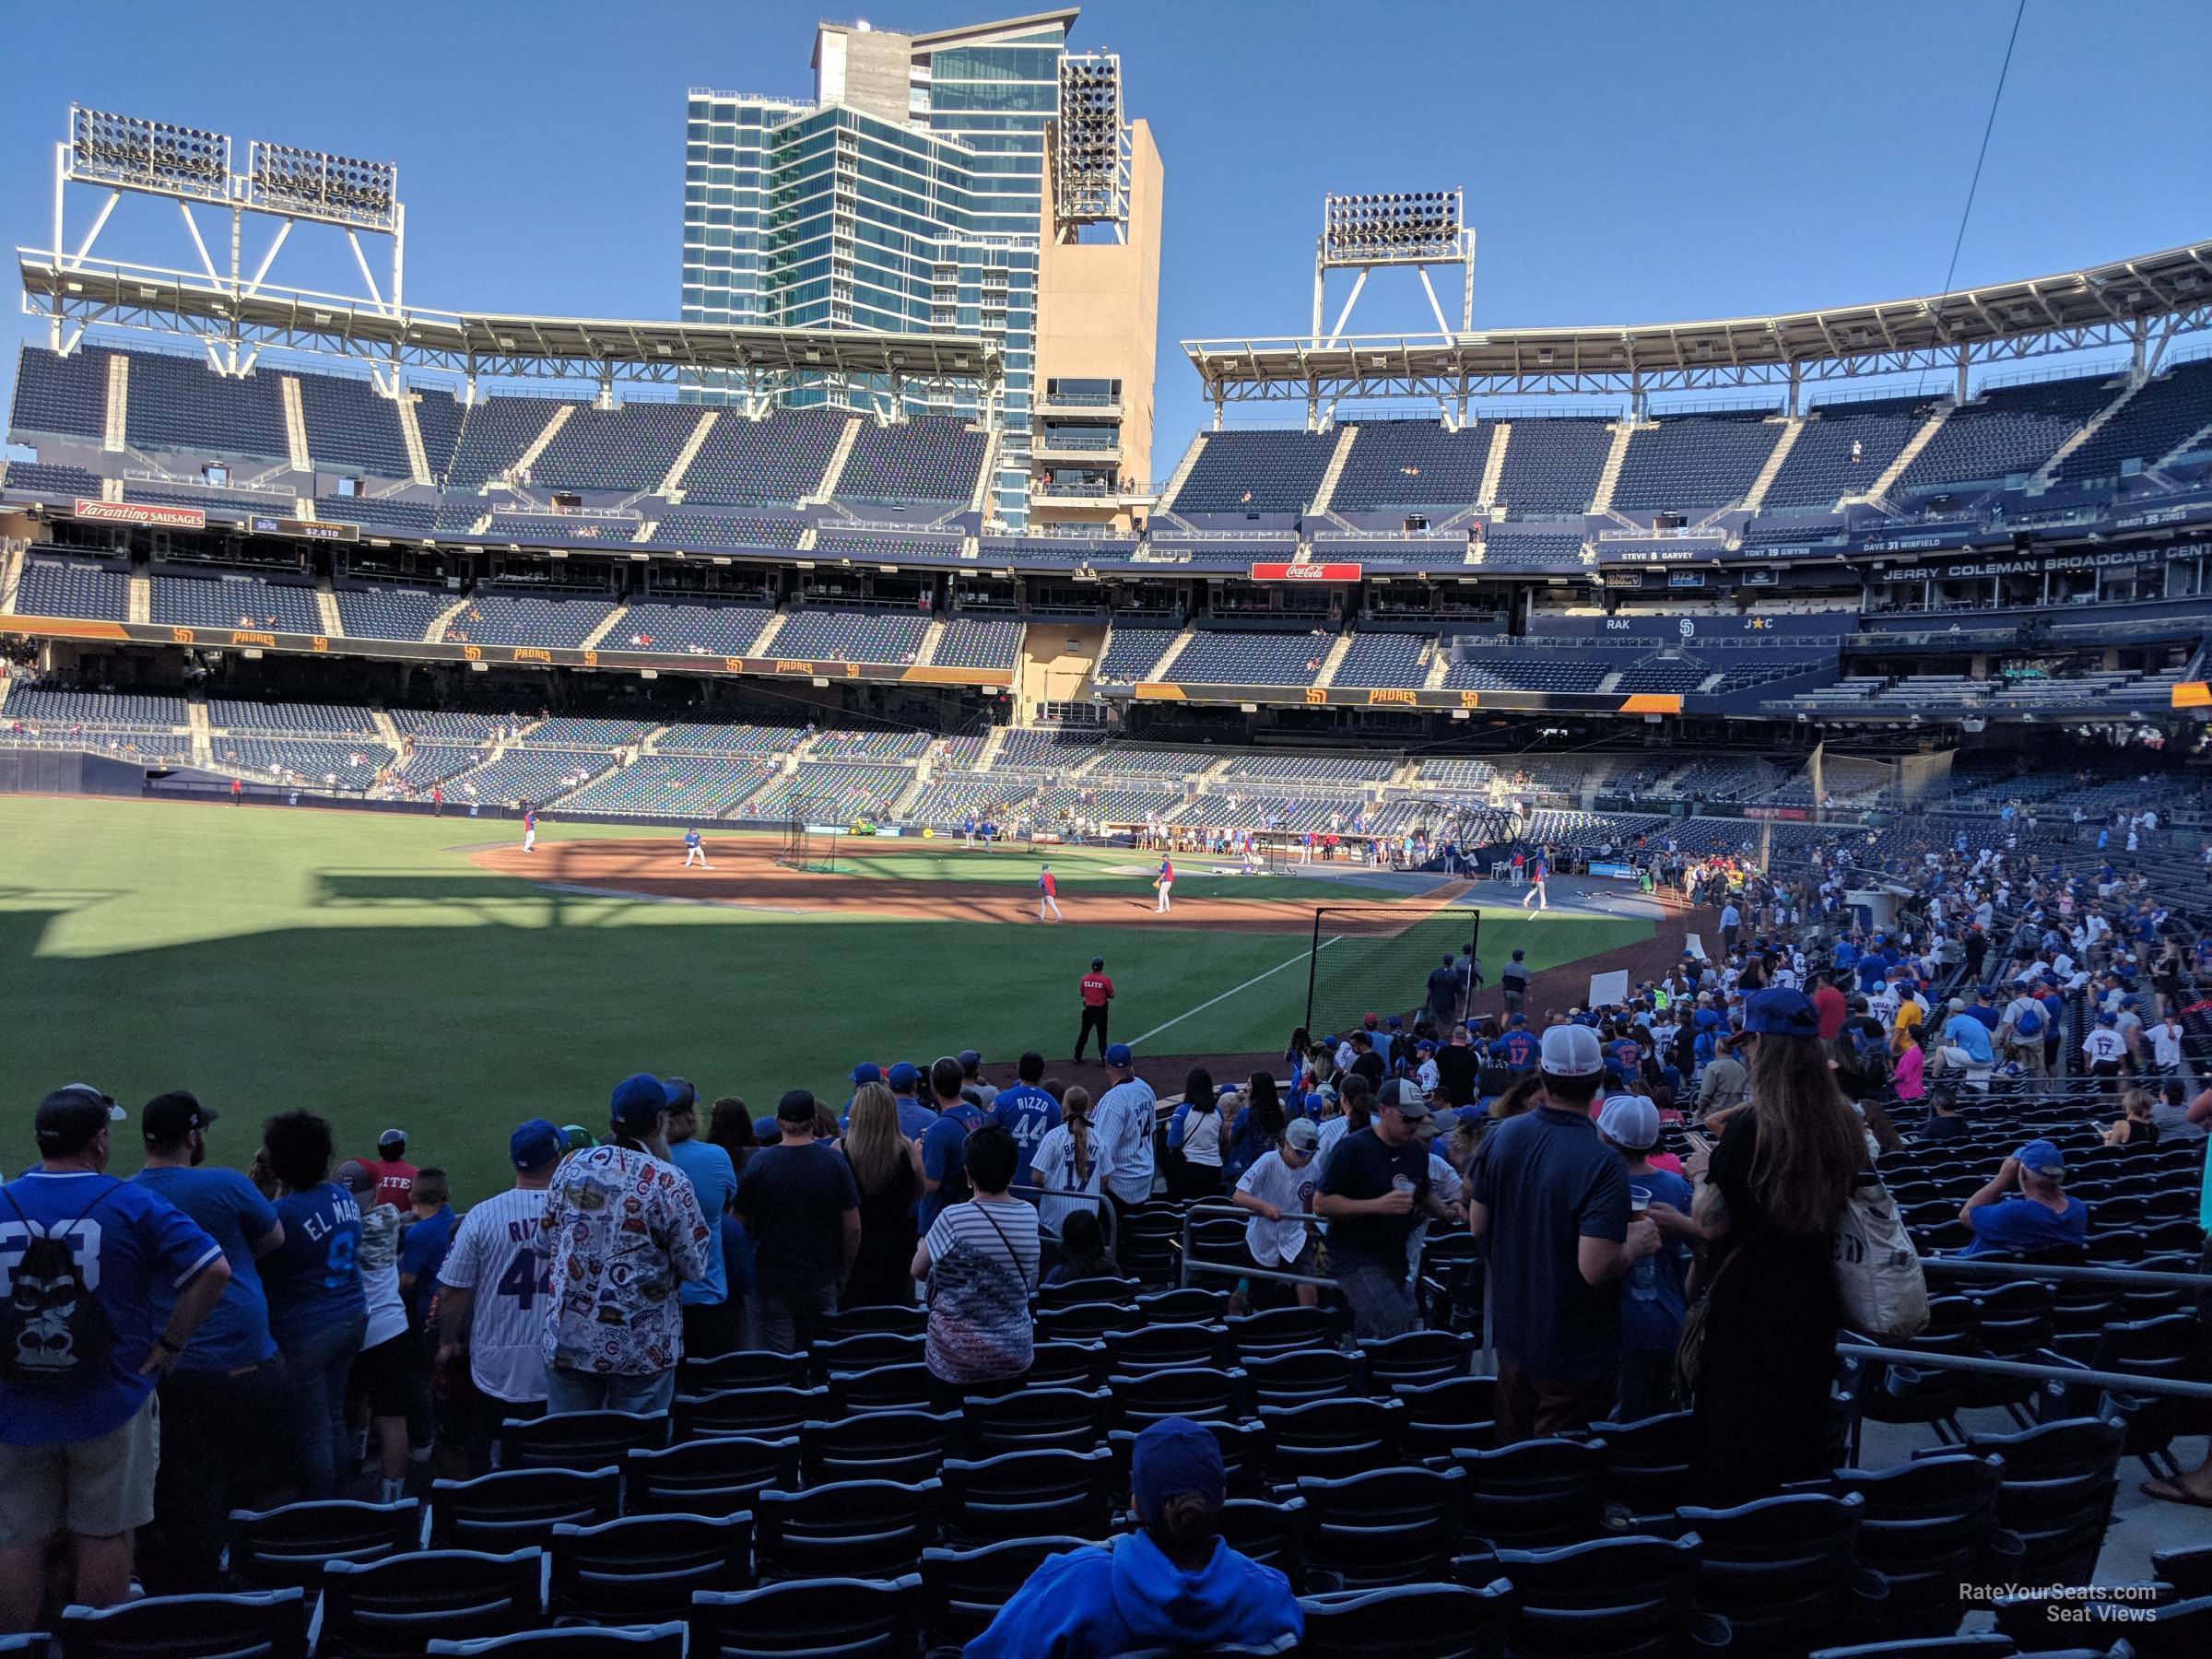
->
[1226, 1305, 1336, 1360]
[674, 1386, 829, 1442]
[1940, 1416, 2123, 1585]
[1034, 1300, 1139, 1342]
[57, 1589, 310, 1659]
[806, 1332, 926, 1384]
[1491, 1531, 1704, 1659]
[1218, 1496, 1311, 1590]
[225, 1500, 420, 1589]
[426, 1627, 684, 1659]
[495, 1410, 665, 1472]
[1589, 1412, 1696, 1517]
[1244, 1347, 1368, 1408]
[1360, 1329, 1475, 1389]
[1675, 1491, 1866, 1653]
[1109, 1418, 1272, 1498]
[1035, 1275, 1141, 1308]
[802, 1408, 959, 1486]
[623, 1436, 800, 1519]
[818, 1304, 927, 1339]
[678, 1350, 812, 1393]
[753, 1479, 941, 1579]
[1260, 1397, 1405, 1481]
[941, 1446, 1115, 1542]
[1298, 1580, 1513, 1659]
[960, 1386, 1113, 1454]
[548, 1512, 753, 1622]
[1111, 1365, 1253, 1429]
[1023, 1340, 1106, 1389]
[921, 1536, 1098, 1647]
[321, 1548, 545, 1659]
[824, 1362, 937, 1416]
[1296, 1466, 1467, 1587]
[1135, 1287, 1231, 1324]
[1453, 1437, 1606, 1548]
[426, 1467, 620, 1552]
[1399, 1375, 1500, 1460]
[688, 1574, 923, 1659]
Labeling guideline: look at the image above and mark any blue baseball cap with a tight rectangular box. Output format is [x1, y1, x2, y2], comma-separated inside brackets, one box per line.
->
[1104, 1042, 1134, 1066]
[1744, 988, 1819, 1038]
[610, 1073, 670, 1132]
[2015, 1139, 2065, 1179]
[850, 1062, 883, 1087]
[2096, 1010, 2117, 1026]
[887, 1062, 921, 1092]
[1131, 1417, 1225, 1519]
[663, 1077, 697, 1112]
[1386, 1015, 1403, 1029]
[1508, 1012, 1525, 1026]
[510, 1117, 564, 1170]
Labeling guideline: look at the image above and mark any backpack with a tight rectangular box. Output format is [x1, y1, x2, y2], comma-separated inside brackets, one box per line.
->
[1, 1182, 121, 1390]
[2013, 1003, 2044, 1039]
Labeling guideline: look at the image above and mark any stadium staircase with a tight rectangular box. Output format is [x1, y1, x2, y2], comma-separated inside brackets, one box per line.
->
[280, 378, 312, 471]
[125, 570, 150, 625]
[185, 700, 211, 766]
[1849, 401, 1951, 508]
[975, 726, 1012, 768]
[748, 610, 792, 657]
[0, 543, 26, 612]
[1308, 424, 1359, 515]
[1594, 666, 1626, 693]
[395, 391, 436, 484]
[2029, 378, 2138, 494]
[1017, 622, 1108, 716]
[807, 417, 862, 504]
[102, 354, 129, 453]
[794, 524, 818, 553]
[426, 594, 476, 642]
[1476, 423, 1511, 509]
[314, 584, 344, 637]
[889, 771, 931, 818]
[969, 425, 1000, 516]
[2155, 412, 2212, 477]
[1589, 420, 1644, 514]
[1422, 648, 1454, 690]
[913, 617, 949, 665]
[509, 404, 573, 480]
[1155, 431, 1208, 515]
[1739, 416, 1804, 513]
[1139, 627, 1196, 683]
[370, 710, 403, 750]
[579, 606, 629, 651]
[658, 409, 719, 498]
[1312, 631, 1357, 688]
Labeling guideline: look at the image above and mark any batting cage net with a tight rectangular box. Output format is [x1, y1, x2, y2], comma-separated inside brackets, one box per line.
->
[1305, 902, 1481, 1041]
[775, 801, 843, 874]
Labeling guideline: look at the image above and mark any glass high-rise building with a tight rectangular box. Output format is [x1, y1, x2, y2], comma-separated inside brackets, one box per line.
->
[682, 9, 1160, 532]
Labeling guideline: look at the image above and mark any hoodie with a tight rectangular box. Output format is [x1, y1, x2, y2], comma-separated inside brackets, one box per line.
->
[964, 1531, 1301, 1658]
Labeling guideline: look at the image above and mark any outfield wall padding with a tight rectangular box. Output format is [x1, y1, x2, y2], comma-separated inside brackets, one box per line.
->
[0, 749, 151, 797]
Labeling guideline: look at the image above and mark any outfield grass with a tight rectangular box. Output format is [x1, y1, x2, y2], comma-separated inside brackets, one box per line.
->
[1, 796, 1649, 1202]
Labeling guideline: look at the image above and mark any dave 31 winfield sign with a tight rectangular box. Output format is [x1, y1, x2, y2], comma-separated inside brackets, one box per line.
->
[1249, 562, 1361, 582]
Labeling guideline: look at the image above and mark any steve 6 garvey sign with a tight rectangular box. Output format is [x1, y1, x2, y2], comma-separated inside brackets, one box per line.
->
[1249, 562, 1361, 582]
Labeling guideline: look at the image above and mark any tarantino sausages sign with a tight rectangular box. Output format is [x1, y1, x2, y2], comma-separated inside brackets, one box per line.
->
[1248, 562, 1362, 582]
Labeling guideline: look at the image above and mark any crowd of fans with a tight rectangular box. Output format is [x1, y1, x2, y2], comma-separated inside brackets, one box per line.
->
[3, 813, 2208, 1645]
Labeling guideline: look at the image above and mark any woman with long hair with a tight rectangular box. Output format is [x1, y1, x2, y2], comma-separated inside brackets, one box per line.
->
[2105, 1088, 2161, 1149]
[1223, 1073, 1288, 1187]
[1030, 1083, 1104, 1235]
[1655, 988, 1865, 1504]
[1169, 1067, 1227, 1198]
[841, 1082, 921, 1308]
[707, 1096, 758, 1175]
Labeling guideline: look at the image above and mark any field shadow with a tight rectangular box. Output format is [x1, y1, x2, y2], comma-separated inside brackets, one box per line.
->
[309, 872, 627, 928]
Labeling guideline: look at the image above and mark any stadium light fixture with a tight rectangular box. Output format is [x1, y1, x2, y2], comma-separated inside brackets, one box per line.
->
[67, 107, 231, 203]
[1053, 53, 1130, 237]
[247, 141, 399, 232]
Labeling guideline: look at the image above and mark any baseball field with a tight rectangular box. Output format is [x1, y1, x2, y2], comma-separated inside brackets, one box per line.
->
[2, 794, 1666, 1200]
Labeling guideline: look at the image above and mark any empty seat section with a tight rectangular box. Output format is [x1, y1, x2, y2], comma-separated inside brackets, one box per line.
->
[9, 344, 111, 439]
[294, 371, 414, 477]
[2053, 358, 2212, 484]
[124, 351, 288, 459]
[1171, 429, 1335, 512]
[1477, 529, 1583, 568]
[609, 602, 772, 656]
[933, 618, 1022, 669]
[657, 724, 804, 756]
[3, 688, 185, 728]
[558, 757, 777, 818]
[652, 512, 806, 550]
[680, 408, 848, 504]
[996, 729, 1104, 771]
[313, 495, 440, 535]
[1093, 627, 1178, 681]
[210, 701, 379, 735]
[753, 763, 912, 821]
[1494, 418, 1611, 517]
[451, 748, 614, 805]
[1897, 374, 2119, 494]
[838, 417, 988, 504]
[1610, 411, 1783, 511]
[1168, 632, 1324, 685]
[530, 403, 700, 493]
[444, 591, 617, 648]
[484, 513, 640, 545]
[212, 738, 394, 787]
[1, 461, 103, 500]
[808, 730, 931, 762]
[772, 610, 931, 663]
[1442, 653, 1612, 693]
[149, 571, 322, 630]
[1218, 753, 1397, 784]
[1332, 633, 1430, 688]
[1763, 395, 1932, 510]
[14, 558, 131, 619]
[412, 389, 466, 479]
[813, 533, 964, 561]
[335, 583, 450, 640]
[448, 398, 577, 488]
[1331, 421, 1492, 510]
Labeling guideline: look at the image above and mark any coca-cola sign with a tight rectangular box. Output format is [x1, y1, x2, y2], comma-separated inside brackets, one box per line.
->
[1249, 562, 1361, 582]
[72, 498, 206, 530]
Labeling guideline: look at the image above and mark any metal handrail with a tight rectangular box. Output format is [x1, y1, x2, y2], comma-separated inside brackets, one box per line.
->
[1921, 1256, 2212, 1288]
[1837, 1341, 2212, 1402]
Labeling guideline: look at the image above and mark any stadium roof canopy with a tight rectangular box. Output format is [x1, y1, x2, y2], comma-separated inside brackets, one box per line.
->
[1185, 238, 2212, 411]
[17, 250, 1001, 391]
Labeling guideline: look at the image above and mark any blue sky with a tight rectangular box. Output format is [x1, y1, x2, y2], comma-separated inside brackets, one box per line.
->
[3, 0, 2207, 481]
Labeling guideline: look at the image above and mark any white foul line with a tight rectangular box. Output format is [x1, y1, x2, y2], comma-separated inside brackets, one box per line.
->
[1128, 936, 1337, 1049]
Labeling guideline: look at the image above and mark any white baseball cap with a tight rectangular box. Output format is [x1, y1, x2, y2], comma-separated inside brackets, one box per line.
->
[1540, 1025, 1604, 1078]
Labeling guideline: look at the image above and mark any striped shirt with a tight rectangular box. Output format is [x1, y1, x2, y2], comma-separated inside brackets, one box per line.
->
[438, 1186, 552, 1402]
[923, 1198, 1040, 1383]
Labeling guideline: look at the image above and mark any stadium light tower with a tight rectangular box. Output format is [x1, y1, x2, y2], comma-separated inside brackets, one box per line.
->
[35, 105, 406, 388]
[1052, 53, 1132, 241]
[1312, 189, 1476, 423]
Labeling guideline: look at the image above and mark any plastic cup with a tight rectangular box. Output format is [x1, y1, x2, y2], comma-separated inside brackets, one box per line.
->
[1630, 1184, 1652, 1213]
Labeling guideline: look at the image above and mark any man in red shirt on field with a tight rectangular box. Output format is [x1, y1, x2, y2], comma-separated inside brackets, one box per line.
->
[1038, 863, 1064, 924]
[359, 1128, 418, 1208]
[1074, 957, 1114, 1062]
